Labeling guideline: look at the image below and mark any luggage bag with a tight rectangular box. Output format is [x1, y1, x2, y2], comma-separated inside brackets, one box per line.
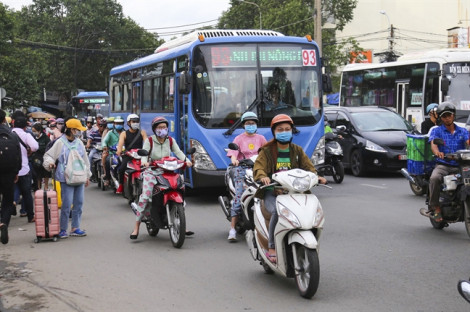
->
[34, 184, 60, 243]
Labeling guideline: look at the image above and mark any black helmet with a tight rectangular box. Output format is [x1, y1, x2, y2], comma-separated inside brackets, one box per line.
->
[436, 102, 456, 118]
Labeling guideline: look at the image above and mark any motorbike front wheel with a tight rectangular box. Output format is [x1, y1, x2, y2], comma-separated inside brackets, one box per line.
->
[294, 244, 320, 299]
[429, 214, 446, 229]
[169, 202, 186, 248]
[332, 162, 344, 184]
[464, 198, 470, 238]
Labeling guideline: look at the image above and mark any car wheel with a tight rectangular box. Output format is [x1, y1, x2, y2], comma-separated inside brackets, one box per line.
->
[350, 149, 366, 177]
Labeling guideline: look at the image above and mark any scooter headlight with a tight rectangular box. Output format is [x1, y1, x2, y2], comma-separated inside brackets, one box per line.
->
[279, 203, 301, 228]
[292, 176, 311, 192]
[458, 151, 470, 160]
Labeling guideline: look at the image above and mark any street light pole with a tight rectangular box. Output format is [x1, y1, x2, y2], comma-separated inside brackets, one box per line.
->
[236, 0, 262, 29]
[380, 10, 395, 57]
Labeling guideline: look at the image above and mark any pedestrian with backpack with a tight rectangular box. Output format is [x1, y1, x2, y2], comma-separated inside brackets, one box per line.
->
[0, 109, 22, 244]
[43, 118, 91, 239]
[11, 116, 39, 224]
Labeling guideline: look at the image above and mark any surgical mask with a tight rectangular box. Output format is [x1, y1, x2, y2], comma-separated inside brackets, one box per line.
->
[73, 130, 82, 139]
[32, 131, 39, 137]
[156, 128, 168, 138]
[131, 123, 140, 130]
[245, 124, 257, 134]
[115, 125, 124, 131]
[107, 124, 113, 129]
[275, 131, 292, 143]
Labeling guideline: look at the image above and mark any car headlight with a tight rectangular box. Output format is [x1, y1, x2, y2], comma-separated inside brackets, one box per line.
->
[292, 176, 311, 192]
[279, 203, 301, 228]
[365, 140, 387, 153]
[190, 139, 216, 170]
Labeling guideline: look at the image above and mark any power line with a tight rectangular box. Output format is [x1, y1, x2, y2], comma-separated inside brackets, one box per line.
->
[144, 19, 219, 30]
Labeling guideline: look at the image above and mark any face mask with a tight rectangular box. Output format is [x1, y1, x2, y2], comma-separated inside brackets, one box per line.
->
[156, 128, 168, 138]
[131, 123, 140, 130]
[245, 124, 257, 134]
[32, 131, 39, 137]
[275, 131, 292, 143]
[115, 125, 124, 131]
[107, 124, 113, 129]
[73, 130, 82, 139]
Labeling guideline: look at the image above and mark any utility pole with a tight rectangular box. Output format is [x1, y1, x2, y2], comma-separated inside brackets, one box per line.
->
[314, 0, 322, 55]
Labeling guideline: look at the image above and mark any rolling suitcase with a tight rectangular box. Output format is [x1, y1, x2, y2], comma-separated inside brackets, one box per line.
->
[34, 181, 60, 243]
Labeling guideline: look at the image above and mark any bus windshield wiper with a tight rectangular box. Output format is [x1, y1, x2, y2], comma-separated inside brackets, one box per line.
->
[223, 98, 262, 136]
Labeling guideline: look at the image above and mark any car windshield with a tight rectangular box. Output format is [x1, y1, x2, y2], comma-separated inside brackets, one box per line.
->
[351, 111, 413, 131]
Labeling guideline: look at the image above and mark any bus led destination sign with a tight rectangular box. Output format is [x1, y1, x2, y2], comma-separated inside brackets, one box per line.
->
[79, 98, 106, 104]
[211, 46, 305, 68]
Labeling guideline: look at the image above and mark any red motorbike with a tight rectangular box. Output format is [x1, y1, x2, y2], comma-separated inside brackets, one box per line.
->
[123, 149, 144, 204]
[138, 148, 195, 248]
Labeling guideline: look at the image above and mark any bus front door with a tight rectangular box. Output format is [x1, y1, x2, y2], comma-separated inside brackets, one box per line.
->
[396, 82, 409, 118]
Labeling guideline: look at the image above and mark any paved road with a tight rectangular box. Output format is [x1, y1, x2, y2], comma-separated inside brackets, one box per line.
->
[1, 172, 469, 311]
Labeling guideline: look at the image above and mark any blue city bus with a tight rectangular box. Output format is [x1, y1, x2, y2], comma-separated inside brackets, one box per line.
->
[108, 29, 328, 189]
[71, 91, 110, 119]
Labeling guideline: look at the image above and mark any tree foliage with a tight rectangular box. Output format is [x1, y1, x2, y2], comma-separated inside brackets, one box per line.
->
[219, 0, 360, 89]
[2, 0, 163, 108]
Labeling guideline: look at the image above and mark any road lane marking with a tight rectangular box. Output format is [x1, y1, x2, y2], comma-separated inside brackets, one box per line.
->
[361, 184, 387, 189]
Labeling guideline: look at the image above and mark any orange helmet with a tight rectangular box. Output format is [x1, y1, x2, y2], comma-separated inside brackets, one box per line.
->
[271, 114, 294, 135]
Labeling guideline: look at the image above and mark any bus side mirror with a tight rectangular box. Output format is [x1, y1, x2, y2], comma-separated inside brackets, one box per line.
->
[441, 76, 449, 93]
[179, 71, 191, 94]
[322, 74, 333, 93]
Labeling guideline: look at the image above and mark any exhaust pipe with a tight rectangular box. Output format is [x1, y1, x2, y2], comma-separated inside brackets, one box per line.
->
[400, 168, 417, 185]
[218, 196, 230, 219]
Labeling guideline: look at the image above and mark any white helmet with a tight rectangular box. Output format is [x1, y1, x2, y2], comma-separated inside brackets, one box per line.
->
[127, 114, 139, 122]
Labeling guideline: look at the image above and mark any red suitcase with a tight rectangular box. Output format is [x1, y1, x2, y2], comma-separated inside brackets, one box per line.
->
[34, 189, 60, 243]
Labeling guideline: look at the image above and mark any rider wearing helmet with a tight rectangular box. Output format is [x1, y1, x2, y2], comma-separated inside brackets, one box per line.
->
[226, 112, 267, 241]
[115, 114, 147, 194]
[86, 119, 108, 182]
[253, 114, 327, 263]
[101, 117, 125, 187]
[421, 103, 439, 134]
[426, 102, 470, 222]
[129, 116, 192, 240]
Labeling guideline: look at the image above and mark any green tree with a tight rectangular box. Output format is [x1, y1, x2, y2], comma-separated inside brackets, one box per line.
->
[219, 0, 361, 90]
[7, 0, 162, 105]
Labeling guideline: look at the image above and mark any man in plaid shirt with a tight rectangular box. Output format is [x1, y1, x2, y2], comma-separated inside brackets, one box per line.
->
[428, 102, 470, 222]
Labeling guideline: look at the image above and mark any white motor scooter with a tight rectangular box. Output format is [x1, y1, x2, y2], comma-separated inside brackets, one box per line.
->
[244, 168, 326, 299]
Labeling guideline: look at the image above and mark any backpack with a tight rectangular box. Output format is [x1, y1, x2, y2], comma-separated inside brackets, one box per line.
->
[62, 138, 88, 186]
[148, 136, 173, 160]
[0, 127, 21, 173]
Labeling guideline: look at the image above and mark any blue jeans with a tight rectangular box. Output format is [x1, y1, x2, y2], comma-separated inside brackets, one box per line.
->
[229, 166, 246, 218]
[264, 191, 277, 249]
[60, 183, 85, 232]
[17, 173, 34, 221]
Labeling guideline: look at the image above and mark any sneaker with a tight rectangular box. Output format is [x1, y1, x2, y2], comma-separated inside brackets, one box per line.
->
[70, 228, 87, 237]
[59, 230, 68, 239]
[228, 228, 237, 241]
[116, 184, 124, 194]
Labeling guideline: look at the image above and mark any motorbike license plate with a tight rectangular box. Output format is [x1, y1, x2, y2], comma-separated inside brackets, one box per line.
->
[398, 154, 407, 160]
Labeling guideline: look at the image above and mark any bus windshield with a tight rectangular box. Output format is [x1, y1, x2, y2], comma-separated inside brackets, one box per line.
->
[192, 43, 322, 128]
[71, 92, 109, 118]
[444, 62, 470, 110]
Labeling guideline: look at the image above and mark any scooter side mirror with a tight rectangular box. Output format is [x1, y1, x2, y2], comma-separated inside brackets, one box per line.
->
[137, 149, 149, 156]
[458, 280, 470, 303]
[187, 147, 196, 155]
[228, 143, 239, 151]
[336, 125, 347, 133]
[433, 138, 445, 146]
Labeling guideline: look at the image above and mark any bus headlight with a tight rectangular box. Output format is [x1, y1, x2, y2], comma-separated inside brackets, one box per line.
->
[190, 139, 216, 170]
[311, 136, 325, 165]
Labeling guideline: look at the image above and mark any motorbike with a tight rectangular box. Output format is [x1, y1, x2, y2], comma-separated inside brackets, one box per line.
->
[100, 145, 121, 192]
[458, 279, 470, 303]
[316, 129, 345, 184]
[244, 168, 327, 299]
[90, 146, 103, 186]
[218, 143, 257, 234]
[135, 147, 195, 248]
[122, 149, 145, 204]
[402, 138, 470, 237]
